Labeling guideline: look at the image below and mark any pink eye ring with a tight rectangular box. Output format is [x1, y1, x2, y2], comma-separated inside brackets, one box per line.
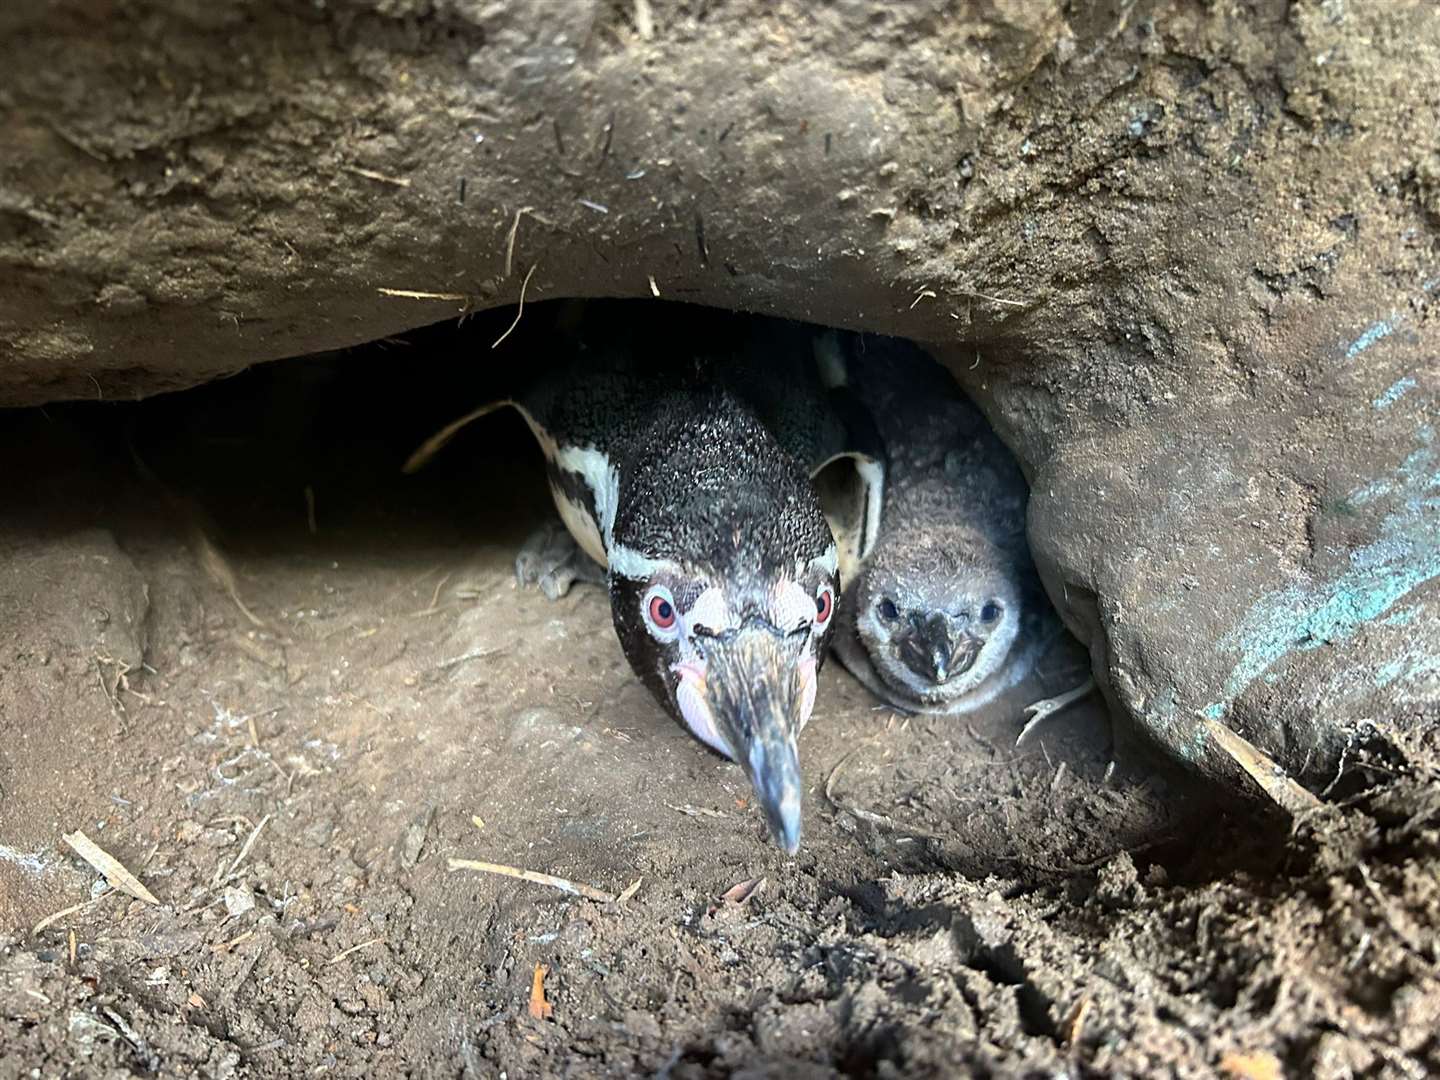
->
[642, 585, 681, 641]
[649, 594, 676, 629]
[815, 586, 834, 626]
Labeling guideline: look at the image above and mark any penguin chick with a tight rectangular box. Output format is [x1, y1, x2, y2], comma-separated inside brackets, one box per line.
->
[406, 308, 883, 852]
[830, 335, 1076, 717]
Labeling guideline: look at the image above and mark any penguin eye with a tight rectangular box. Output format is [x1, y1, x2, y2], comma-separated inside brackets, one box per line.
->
[981, 602, 1002, 623]
[642, 586, 681, 640]
[814, 586, 834, 628]
[878, 598, 899, 622]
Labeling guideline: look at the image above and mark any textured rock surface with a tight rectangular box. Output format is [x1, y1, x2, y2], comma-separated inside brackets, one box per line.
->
[1, 0, 1436, 786]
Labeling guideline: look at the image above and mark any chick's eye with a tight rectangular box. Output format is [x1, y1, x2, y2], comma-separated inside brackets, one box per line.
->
[878, 598, 899, 622]
[981, 602, 1001, 623]
[649, 595, 676, 628]
[814, 587, 834, 627]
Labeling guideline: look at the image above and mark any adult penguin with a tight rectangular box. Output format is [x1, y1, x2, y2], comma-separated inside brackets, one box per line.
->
[407, 304, 883, 853]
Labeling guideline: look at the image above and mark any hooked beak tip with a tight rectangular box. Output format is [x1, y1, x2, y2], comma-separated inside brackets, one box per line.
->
[698, 628, 808, 854]
[749, 747, 803, 854]
[770, 801, 802, 855]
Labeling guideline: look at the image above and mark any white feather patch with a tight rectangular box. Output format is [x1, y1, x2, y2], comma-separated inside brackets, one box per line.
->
[511, 407, 618, 569]
[805, 544, 839, 579]
[675, 668, 732, 758]
[608, 543, 684, 583]
[797, 654, 818, 732]
[686, 587, 733, 633]
[772, 579, 817, 632]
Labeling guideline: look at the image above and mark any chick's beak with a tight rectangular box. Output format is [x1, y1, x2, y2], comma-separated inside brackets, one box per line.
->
[900, 613, 980, 685]
[701, 625, 809, 854]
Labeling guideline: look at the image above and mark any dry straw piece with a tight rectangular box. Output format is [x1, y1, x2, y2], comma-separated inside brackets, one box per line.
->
[62, 831, 158, 905]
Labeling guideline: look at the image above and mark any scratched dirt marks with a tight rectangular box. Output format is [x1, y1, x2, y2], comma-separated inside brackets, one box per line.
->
[1, 336, 1437, 1077]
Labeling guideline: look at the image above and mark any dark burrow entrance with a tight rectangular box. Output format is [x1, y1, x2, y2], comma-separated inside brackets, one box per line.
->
[5, 300, 1365, 1077]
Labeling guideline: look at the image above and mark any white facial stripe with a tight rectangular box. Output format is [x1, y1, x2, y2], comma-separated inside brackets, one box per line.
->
[608, 543, 684, 582]
[802, 544, 839, 580]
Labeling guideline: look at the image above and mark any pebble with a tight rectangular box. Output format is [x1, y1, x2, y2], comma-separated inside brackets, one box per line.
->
[223, 885, 256, 917]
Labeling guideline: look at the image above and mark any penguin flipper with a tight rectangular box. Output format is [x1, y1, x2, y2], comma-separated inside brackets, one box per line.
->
[402, 400, 515, 474]
[812, 449, 885, 588]
[811, 378, 888, 586]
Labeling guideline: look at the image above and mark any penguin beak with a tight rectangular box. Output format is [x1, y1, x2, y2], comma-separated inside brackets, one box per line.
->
[900, 615, 980, 685]
[699, 626, 808, 854]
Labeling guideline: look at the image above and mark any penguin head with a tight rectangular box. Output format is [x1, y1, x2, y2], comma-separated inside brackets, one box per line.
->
[844, 528, 1023, 709]
[607, 396, 838, 854]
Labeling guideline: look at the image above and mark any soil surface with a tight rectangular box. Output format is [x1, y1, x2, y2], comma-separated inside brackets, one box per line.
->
[2, 318, 1437, 1077]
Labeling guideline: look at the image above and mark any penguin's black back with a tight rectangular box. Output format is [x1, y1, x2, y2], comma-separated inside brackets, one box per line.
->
[516, 304, 875, 479]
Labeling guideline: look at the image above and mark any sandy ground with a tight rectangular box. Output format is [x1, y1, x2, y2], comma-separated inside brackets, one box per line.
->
[1, 333, 1436, 1078]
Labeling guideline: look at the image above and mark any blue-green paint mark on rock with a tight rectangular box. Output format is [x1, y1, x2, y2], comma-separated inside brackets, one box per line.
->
[1374, 377, 1417, 410]
[1345, 318, 1397, 360]
[1203, 432, 1439, 718]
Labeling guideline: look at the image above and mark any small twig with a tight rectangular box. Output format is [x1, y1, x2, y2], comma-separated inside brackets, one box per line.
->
[666, 803, 725, 819]
[32, 888, 117, 935]
[616, 878, 643, 905]
[47, 121, 109, 161]
[1066, 996, 1092, 1047]
[218, 814, 271, 886]
[329, 937, 385, 965]
[343, 165, 411, 188]
[428, 572, 453, 612]
[434, 647, 501, 672]
[1016, 678, 1096, 746]
[504, 206, 535, 278]
[1202, 718, 1322, 815]
[824, 748, 945, 841]
[211, 930, 255, 953]
[449, 857, 617, 903]
[957, 288, 1027, 308]
[633, 0, 654, 40]
[528, 962, 554, 1019]
[194, 530, 265, 628]
[376, 287, 469, 302]
[491, 263, 538, 349]
[62, 832, 159, 905]
[648, 274, 660, 297]
[1357, 863, 1432, 961]
[102, 1006, 151, 1058]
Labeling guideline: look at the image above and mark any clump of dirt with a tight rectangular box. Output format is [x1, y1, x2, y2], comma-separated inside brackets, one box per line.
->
[1, 318, 1436, 1077]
